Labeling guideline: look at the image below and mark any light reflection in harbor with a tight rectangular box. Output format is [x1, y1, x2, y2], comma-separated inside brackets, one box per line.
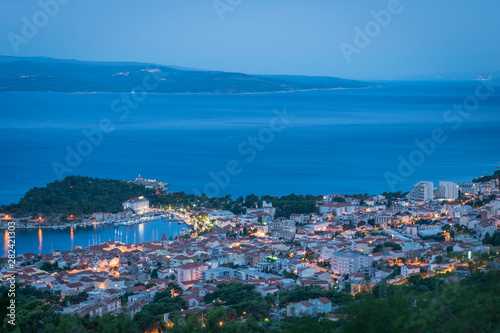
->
[2, 218, 186, 256]
[138, 223, 144, 242]
[38, 228, 43, 254]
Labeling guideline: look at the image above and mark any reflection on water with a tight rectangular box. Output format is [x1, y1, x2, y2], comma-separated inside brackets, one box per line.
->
[2, 219, 186, 256]
[38, 228, 43, 254]
[138, 223, 144, 241]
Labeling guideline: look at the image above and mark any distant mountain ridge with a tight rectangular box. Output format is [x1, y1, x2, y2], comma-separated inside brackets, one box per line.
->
[0, 55, 370, 94]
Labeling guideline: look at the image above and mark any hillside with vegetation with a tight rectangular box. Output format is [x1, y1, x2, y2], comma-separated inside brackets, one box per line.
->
[0, 176, 155, 218]
[1, 270, 498, 332]
[473, 170, 500, 183]
[0, 176, 322, 221]
[152, 192, 323, 218]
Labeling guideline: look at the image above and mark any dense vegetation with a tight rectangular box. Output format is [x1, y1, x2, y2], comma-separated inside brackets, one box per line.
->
[0, 176, 155, 217]
[483, 230, 500, 246]
[339, 270, 500, 333]
[150, 192, 323, 219]
[203, 283, 270, 320]
[0, 284, 138, 333]
[0, 176, 323, 220]
[133, 284, 186, 332]
[1, 270, 499, 332]
[372, 242, 403, 253]
[272, 285, 352, 307]
[473, 170, 500, 183]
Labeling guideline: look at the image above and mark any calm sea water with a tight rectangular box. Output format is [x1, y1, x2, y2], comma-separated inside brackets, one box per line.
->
[0, 81, 499, 205]
[3, 219, 185, 256]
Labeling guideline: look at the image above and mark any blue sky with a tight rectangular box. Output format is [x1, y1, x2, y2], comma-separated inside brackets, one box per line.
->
[0, 0, 499, 80]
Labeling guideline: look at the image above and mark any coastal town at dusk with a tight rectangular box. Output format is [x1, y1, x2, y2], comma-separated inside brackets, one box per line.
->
[1, 0, 499, 332]
[1, 171, 499, 331]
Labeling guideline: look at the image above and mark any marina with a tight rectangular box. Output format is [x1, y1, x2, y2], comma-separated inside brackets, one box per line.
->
[1, 217, 190, 256]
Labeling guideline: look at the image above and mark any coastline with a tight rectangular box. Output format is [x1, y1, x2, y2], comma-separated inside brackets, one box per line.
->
[0, 210, 189, 230]
[0, 86, 376, 95]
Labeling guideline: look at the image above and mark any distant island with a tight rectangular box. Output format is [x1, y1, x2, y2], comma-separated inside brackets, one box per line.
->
[0, 55, 370, 94]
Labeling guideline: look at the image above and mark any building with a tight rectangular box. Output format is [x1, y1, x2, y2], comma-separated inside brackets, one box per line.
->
[434, 181, 459, 200]
[401, 264, 420, 277]
[161, 232, 168, 249]
[290, 214, 307, 224]
[286, 301, 314, 316]
[262, 201, 276, 217]
[176, 261, 209, 282]
[122, 196, 149, 213]
[458, 182, 478, 196]
[319, 202, 355, 215]
[375, 215, 394, 227]
[245, 252, 262, 267]
[286, 297, 332, 316]
[201, 267, 237, 281]
[269, 218, 296, 239]
[407, 181, 434, 201]
[330, 251, 374, 275]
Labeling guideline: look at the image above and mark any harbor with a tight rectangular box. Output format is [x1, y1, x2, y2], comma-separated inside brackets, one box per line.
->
[2, 216, 190, 256]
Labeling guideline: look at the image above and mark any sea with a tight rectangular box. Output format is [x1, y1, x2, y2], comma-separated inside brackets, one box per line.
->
[1, 80, 499, 254]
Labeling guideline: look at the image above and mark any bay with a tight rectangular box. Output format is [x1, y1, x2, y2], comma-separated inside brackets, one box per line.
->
[3, 219, 186, 256]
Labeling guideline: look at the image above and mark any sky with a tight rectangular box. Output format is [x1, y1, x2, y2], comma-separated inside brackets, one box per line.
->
[0, 0, 499, 80]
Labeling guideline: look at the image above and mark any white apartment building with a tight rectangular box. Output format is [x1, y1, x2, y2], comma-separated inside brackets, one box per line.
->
[458, 182, 479, 196]
[176, 261, 209, 282]
[122, 196, 149, 213]
[330, 251, 374, 275]
[434, 181, 459, 200]
[407, 181, 434, 201]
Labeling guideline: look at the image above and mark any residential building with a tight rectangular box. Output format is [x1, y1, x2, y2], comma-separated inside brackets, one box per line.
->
[286, 301, 314, 316]
[458, 182, 478, 196]
[330, 251, 374, 275]
[401, 264, 420, 277]
[407, 181, 434, 201]
[434, 181, 459, 200]
[176, 262, 209, 282]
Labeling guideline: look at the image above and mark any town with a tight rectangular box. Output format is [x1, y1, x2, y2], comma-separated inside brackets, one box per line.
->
[2, 173, 500, 332]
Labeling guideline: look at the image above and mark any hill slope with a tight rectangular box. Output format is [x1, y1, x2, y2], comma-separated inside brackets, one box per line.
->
[0, 55, 370, 93]
[0, 176, 154, 217]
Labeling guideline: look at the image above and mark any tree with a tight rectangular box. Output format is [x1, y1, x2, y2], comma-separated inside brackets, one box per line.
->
[40, 261, 59, 273]
[372, 242, 402, 253]
[150, 268, 159, 279]
[203, 283, 270, 319]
